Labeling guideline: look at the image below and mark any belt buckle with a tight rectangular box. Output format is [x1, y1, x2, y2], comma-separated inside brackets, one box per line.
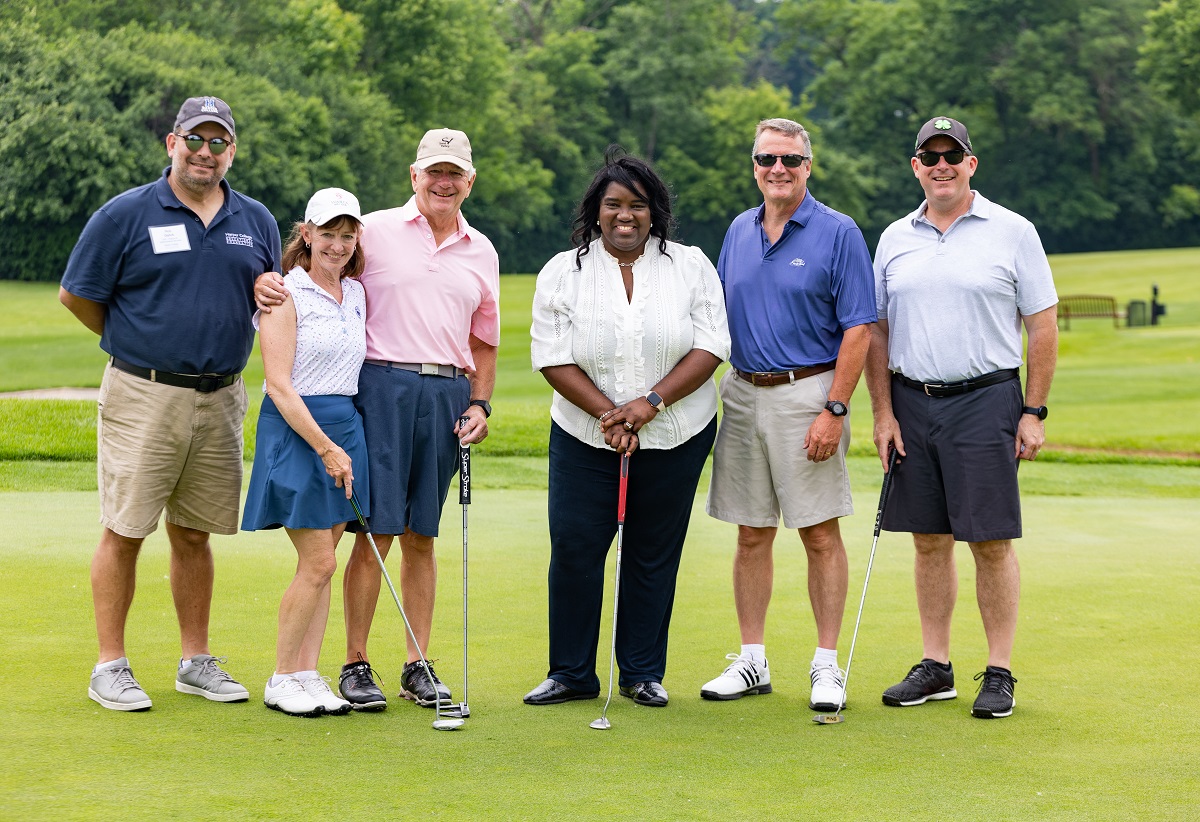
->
[924, 383, 944, 396]
[195, 375, 223, 393]
[420, 363, 439, 376]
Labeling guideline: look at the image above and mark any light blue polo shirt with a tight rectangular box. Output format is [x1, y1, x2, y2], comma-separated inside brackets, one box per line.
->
[61, 168, 282, 375]
[718, 192, 876, 372]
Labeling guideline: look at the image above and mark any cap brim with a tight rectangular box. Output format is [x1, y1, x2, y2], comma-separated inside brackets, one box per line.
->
[413, 155, 474, 172]
[308, 210, 362, 226]
[177, 115, 236, 139]
[917, 134, 970, 152]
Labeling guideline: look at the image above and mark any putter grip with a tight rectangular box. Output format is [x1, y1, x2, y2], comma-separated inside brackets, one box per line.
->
[874, 449, 899, 533]
[617, 452, 629, 523]
[458, 416, 471, 505]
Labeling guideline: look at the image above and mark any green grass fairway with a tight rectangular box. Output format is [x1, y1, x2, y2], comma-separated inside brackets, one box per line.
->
[3, 466, 1198, 820]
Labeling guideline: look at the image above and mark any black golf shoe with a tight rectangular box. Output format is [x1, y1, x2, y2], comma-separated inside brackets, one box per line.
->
[971, 666, 1017, 718]
[523, 678, 599, 705]
[620, 681, 669, 707]
[882, 659, 958, 707]
[399, 660, 452, 707]
[339, 659, 387, 711]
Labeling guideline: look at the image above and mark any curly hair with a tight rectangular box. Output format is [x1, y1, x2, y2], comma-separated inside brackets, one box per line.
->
[570, 146, 675, 269]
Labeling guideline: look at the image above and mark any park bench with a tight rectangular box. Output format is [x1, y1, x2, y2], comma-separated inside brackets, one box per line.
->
[1057, 294, 1119, 330]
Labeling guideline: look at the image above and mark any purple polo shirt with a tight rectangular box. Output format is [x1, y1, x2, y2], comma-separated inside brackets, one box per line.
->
[718, 192, 876, 372]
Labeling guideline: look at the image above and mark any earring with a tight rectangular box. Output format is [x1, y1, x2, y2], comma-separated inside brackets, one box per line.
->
[596, 220, 600, 226]
[305, 242, 310, 249]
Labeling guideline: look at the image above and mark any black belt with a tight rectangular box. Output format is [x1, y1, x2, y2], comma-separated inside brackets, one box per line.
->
[111, 357, 239, 393]
[893, 368, 1019, 398]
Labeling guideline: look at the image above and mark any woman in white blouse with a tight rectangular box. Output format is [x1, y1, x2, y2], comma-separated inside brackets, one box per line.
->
[524, 151, 731, 709]
[242, 189, 368, 717]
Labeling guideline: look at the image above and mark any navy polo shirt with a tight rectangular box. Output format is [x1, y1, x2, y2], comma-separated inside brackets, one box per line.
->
[717, 192, 876, 372]
[61, 168, 281, 375]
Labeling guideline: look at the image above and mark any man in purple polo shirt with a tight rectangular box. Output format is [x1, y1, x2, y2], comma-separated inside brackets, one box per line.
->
[702, 118, 876, 713]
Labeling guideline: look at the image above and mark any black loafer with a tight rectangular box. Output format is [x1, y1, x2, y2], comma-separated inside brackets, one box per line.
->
[620, 680, 669, 707]
[523, 678, 600, 705]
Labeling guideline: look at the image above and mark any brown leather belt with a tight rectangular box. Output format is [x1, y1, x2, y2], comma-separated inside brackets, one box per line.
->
[734, 361, 836, 387]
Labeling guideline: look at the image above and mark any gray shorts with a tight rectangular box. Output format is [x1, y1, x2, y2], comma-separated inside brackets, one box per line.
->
[706, 369, 853, 529]
[882, 373, 1023, 542]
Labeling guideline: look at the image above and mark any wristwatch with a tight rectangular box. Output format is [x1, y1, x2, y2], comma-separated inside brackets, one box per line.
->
[1022, 405, 1048, 420]
[469, 399, 492, 418]
[824, 400, 848, 417]
[645, 391, 666, 412]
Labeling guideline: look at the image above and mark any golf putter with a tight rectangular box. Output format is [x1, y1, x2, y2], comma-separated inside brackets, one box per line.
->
[591, 451, 630, 731]
[349, 492, 464, 731]
[439, 415, 472, 720]
[814, 447, 900, 726]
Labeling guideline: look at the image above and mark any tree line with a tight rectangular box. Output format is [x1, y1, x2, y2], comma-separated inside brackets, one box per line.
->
[2, 0, 1198, 281]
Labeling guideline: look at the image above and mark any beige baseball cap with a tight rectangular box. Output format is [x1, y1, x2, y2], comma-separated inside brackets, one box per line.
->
[413, 128, 474, 172]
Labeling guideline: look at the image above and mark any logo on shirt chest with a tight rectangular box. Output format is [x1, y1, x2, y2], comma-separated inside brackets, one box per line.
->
[790, 258, 806, 267]
[225, 233, 255, 248]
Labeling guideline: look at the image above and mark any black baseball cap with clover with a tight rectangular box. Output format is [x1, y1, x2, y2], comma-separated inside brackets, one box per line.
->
[915, 116, 972, 153]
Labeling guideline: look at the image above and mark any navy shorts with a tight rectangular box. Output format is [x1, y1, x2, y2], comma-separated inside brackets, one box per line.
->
[350, 362, 469, 537]
[882, 374, 1023, 542]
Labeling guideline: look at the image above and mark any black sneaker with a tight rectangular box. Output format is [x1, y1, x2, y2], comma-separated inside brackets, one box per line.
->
[339, 659, 387, 711]
[399, 660, 452, 708]
[971, 666, 1017, 718]
[882, 659, 958, 706]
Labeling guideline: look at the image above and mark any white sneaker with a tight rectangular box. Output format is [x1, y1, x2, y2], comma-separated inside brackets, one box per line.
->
[809, 663, 847, 711]
[301, 675, 352, 716]
[700, 653, 772, 700]
[264, 676, 324, 717]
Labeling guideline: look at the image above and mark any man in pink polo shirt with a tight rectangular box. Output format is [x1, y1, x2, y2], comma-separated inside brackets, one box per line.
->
[256, 128, 499, 711]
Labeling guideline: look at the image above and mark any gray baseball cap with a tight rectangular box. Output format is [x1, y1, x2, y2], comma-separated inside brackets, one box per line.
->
[174, 96, 236, 139]
[914, 116, 971, 153]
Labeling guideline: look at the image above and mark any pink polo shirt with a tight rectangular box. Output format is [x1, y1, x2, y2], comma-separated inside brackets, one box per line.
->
[359, 197, 500, 371]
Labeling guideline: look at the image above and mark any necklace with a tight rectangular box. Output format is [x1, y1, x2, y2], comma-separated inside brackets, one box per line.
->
[616, 252, 644, 269]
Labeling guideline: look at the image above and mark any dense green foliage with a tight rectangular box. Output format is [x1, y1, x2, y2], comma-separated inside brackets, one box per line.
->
[2, 0, 1199, 281]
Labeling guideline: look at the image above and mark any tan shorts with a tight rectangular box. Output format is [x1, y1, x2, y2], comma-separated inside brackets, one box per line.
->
[97, 363, 248, 538]
[706, 368, 853, 529]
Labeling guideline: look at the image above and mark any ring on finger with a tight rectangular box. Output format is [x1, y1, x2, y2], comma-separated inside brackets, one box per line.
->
[623, 421, 634, 430]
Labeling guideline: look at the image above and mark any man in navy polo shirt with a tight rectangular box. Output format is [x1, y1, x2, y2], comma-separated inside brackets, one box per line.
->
[702, 118, 876, 713]
[60, 96, 281, 712]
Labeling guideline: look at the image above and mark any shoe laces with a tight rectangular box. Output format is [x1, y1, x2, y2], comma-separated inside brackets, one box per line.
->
[810, 664, 845, 688]
[344, 657, 384, 687]
[903, 661, 942, 686]
[110, 666, 141, 692]
[302, 676, 336, 698]
[198, 656, 235, 683]
[722, 653, 761, 679]
[408, 660, 442, 685]
[276, 676, 306, 696]
[974, 668, 1016, 696]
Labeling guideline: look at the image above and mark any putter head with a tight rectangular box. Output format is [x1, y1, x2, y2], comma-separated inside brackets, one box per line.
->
[589, 717, 611, 730]
[433, 717, 465, 731]
[439, 703, 469, 719]
[812, 714, 845, 725]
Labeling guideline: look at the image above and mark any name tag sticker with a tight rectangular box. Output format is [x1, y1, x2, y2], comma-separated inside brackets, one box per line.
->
[148, 224, 191, 254]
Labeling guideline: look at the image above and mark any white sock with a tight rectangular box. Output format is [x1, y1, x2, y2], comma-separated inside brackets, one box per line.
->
[178, 658, 193, 672]
[93, 658, 127, 675]
[741, 644, 767, 664]
[294, 669, 319, 681]
[812, 647, 838, 669]
[269, 673, 292, 687]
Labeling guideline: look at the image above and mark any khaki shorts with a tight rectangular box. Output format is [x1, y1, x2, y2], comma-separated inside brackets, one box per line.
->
[97, 363, 248, 538]
[706, 368, 853, 529]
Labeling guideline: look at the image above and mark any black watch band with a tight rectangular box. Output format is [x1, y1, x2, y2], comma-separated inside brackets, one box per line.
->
[824, 400, 848, 418]
[469, 399, 492, 418]
[1022, 405, 1048, 421]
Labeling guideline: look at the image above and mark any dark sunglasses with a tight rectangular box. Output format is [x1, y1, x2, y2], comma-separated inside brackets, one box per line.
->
[753, 153, 808, 168]
[175, 133, 233, 155]
[916, 149, 966, 167]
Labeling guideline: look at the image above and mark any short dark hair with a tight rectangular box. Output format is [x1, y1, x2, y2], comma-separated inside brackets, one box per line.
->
[570, 146, 674, 268]
[281, 215, 365, 280]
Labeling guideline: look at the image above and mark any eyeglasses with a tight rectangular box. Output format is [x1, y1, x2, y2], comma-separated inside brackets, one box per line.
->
[175, 133, 233, 155]
[916, 149, 967, 167]
[753, 153, 808, 168]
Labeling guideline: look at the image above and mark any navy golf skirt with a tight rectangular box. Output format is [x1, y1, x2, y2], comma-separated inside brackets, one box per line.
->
[241, 394, 369, 531]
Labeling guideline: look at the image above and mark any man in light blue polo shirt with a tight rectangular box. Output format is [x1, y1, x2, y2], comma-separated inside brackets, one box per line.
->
[865, 116, 1058, 719]
[702, 118, 876, 713]
[60, 96, 281, 712]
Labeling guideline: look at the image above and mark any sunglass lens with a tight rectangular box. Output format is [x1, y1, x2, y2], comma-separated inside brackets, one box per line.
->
[209, 138, 228, 155]
[919, 150, 965, 166]
[754, 154, 805, 168]
[183, 136, 204, 152]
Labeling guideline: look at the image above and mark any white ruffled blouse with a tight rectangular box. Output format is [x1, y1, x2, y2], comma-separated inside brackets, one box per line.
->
[530, 239, 730, 450]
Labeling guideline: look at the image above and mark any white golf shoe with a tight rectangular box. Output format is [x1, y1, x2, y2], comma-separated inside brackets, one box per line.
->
[700, 653, 772, 700]
[301, 674, 352, 716]
[264, 676, 324, 717]
[809, 663, 847, 711]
